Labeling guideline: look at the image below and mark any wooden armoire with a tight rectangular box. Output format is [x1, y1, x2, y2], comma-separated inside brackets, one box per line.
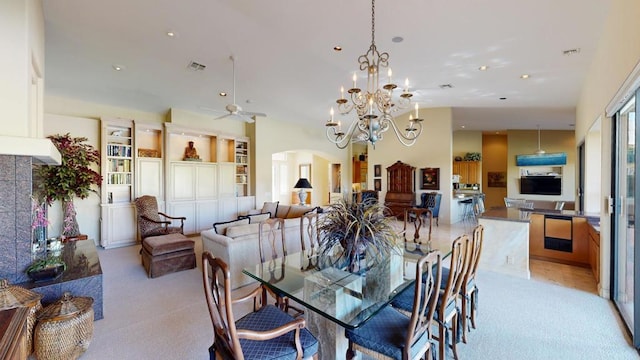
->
[384, 161, 416, 218]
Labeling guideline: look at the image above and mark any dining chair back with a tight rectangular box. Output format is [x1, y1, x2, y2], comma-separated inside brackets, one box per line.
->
[460, 225, 484, 343]
[202, 252, 318, 360]
[299, 212, 320, 252]
[345, 251, 442, 360]
[436, 234, 469, 360]
[258, 218, 304, 317]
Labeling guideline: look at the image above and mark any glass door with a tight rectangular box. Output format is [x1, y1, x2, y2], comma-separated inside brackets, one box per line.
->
[613, 93, 638, 345]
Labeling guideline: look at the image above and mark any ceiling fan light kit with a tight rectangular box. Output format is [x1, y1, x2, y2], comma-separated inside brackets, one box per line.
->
[206, 55, 266, 123]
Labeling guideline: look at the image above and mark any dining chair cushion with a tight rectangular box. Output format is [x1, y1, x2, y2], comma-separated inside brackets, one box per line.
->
[344, 305, 431, 360]
[235, 304, 319, 359]
[392, 286, 456, 319]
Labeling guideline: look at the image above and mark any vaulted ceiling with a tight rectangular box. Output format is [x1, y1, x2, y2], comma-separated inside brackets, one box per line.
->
[42, 0, 610, 131]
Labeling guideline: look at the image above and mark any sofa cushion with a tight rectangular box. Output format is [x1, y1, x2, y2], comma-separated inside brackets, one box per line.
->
[286, 205, 310, 219]
[246, 213, 271, 223]
[213, 218, 250, 235]
[226, 223, 261, 238]
[261, 201, 279, 218]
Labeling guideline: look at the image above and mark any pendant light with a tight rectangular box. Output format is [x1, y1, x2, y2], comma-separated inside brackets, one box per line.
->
[535, 125, 545, 155]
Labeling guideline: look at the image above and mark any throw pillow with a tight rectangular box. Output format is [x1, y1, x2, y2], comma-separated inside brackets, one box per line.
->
[213, 218, 250, 235]
[261, 201, 279, 218]
[246, 213, 270, 223]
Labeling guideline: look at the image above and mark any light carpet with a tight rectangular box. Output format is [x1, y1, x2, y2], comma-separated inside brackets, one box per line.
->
[78, 232, 638, 360]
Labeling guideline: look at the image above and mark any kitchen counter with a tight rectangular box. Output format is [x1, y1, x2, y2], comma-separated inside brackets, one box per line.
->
[479, 207, 600, 223]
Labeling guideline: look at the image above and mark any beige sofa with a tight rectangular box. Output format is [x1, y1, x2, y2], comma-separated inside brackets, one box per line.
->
[201, 203, 316, 289]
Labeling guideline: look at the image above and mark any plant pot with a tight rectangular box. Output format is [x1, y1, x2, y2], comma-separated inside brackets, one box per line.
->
[27, 264, 65, 282]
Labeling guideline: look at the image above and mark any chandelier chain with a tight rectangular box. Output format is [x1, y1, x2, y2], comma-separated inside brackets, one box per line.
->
[371, 0, 375, 46]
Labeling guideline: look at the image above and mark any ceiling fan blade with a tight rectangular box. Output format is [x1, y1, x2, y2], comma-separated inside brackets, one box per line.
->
[214, 113, 233, 120]
[237, 114, 255, 123]
[201, 106, 226, 114]
[239, 110, 267, 118]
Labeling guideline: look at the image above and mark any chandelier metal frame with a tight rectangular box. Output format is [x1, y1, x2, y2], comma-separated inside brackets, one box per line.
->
[325, 0, 423, 149]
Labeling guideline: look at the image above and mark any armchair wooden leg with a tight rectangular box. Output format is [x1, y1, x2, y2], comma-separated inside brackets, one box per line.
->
[346, 341, 356, 359]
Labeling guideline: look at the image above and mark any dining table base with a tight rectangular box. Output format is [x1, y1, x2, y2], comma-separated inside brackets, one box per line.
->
[305, 310, 349, 360]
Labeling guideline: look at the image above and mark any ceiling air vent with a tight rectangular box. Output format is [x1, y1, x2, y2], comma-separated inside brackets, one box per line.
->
[187, 61, 206, 71]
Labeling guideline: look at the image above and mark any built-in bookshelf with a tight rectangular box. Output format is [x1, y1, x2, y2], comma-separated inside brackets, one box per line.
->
[235, 139, 249, 197]
[100, 117, 137, 249]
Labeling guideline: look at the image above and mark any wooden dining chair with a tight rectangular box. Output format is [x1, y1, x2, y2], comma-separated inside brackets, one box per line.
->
[202, 252, 319, 360]
[345, 251, 442, 360]
[392, 234, 469, 360]
[439, 225, 485, 343]
[461, 224, 484, 342]
[258, 218, 304, 317]
[299, 212, 320, 252]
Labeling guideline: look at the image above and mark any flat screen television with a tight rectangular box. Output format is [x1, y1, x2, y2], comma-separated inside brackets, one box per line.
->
[520, 176, 561, 195]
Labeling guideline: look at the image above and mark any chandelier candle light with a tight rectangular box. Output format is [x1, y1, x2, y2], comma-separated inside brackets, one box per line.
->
[326, 0, 423, 149]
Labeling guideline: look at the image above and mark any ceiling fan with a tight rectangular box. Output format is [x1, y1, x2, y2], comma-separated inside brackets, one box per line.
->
[203, 55, 266, 123]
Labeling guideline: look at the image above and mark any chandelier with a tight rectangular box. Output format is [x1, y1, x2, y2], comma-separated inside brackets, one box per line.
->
[325, 0, 423, 149]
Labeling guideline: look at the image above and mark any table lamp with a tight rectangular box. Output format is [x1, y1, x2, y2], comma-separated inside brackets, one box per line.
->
[294, 178, 312, 205]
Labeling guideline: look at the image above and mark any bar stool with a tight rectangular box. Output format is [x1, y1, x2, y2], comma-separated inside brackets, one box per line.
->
[461, 198, 474, 221]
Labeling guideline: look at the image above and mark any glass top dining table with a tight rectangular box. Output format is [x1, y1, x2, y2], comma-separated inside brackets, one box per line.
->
[243, 238, 452, 330]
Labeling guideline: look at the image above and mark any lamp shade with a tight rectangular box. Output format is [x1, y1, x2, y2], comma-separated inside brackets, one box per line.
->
[294, 178, 312, 189]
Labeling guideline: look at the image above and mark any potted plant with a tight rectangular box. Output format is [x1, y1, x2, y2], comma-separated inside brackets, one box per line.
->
[317, 198, 399, 273]
[25, 254, 67, 282]
[33, 133, 102, 239]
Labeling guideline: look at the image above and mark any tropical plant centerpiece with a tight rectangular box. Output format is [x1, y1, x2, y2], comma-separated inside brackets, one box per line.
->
[33, 133, 102, 239]
[317, 198, 399, 273]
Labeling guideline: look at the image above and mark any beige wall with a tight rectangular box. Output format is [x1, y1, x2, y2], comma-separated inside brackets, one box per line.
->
[367, 107, 454, 224]
[452, 131, 483, 161]
[482, 134, 508, 209]
[506, 130, 576, 201]
[252, 116, 347, 207]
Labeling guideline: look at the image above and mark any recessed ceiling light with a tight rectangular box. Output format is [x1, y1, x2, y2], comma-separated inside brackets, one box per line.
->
[520, 74, 530, 79]
[391, 36, 403, 43]
[562, 48, 581, 56]
[112, 64, 124, 71]
[461, 125, 466, 129]
[479, 65, 489, 71]
[333, 46, 342, 51]
[166, 31, 176, 37]
[219, 92, 227, 97]
[499, 97, 507, 100]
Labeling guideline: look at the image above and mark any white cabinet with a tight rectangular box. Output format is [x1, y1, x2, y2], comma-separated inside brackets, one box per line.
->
[166, 201, 196, 235]
[137, 158, 163, 199]
[167, 161, 218, 234]
[196, 200, 219, 232]
[219, 197, 239, 222]
[218, 163, 236, 198]
[100, 203, 137, 248]
[237, 196, 256, 215]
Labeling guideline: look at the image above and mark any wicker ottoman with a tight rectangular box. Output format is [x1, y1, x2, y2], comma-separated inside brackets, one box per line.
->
[34, 292, 93, 360]
[141, 233, 196, 278]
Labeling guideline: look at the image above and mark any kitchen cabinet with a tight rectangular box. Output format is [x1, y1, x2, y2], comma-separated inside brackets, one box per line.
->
[588, 224, 600, 284]
[452, 161, 479, 184]
[529, 214, 589, 265]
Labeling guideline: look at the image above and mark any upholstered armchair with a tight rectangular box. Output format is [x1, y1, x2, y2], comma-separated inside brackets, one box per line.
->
[419, 192, 442, 226]
[134, 195, 186, 240]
